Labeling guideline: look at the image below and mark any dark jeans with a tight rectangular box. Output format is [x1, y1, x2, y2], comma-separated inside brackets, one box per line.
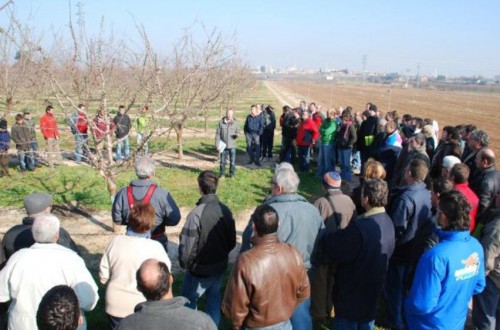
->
[298, 146, 311, 172]
[384, 262, 410, 330]
[182, 272, 224, 326]
[245, 132, 261, 164]
[261, 129, 275, 158]
[107, 314, 123, 330]
[31, 141, 40, 166]
[338, 148, 352, 182]
[74, 133, 88, 162]
[316, 143, 334, 177]
[0, 302, 8, 330]
[220, 148, 236, 176]
[332, 317, 374, 330]
[472, 276, 500, 330]
[290, 268, 313, 330]
[18, 149, 35, 171]
[280, 136, 296, 164]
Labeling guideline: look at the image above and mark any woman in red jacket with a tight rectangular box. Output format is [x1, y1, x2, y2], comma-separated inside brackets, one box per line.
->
[296, 110, 319, 172]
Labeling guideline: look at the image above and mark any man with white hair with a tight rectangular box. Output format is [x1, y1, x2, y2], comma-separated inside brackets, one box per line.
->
[241, 166, 323, 330]
[0, 214, 98, 330]
[1, 192, 78, 265]
[441, 155, 461, 179]
[112, 156, 181, 252]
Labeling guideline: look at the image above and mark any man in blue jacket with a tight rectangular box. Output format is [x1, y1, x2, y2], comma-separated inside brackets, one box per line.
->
[243, 105, 264, 166]
[385, 158, 434, 330]
[405, 191, 485, 330]
[323, 179, 395, 329]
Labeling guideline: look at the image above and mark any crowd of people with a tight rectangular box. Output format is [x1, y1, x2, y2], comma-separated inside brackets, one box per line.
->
[0, 97, 498, 330]
[0, 104, 153, 175]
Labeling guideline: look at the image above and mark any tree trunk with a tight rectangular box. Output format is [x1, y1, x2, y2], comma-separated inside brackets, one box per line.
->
[176, 124, 183, 159]
[106, 176, 117, 198]
[98, 168, 117, 200]
[5, 96, 12, 116]
[204, 107, 208, 133]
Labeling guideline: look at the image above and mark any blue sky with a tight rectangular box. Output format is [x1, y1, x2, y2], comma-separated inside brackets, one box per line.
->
[4, 0, 500, 77]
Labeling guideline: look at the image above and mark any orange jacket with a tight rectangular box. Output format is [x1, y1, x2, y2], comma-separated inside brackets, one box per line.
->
[40, 113, 59, 140]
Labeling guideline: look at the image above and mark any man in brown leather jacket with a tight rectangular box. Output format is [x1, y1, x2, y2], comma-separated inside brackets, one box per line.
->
[222, 205, 310, 330]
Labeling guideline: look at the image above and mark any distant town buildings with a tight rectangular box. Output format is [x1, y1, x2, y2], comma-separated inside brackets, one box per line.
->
[256, 64, 500, 86]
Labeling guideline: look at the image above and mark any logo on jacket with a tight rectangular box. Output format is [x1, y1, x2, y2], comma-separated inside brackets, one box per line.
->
[454, 252, 480, 281]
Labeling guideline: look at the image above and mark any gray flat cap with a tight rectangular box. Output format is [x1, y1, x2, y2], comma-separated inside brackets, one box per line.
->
[23, 193, 52, 215]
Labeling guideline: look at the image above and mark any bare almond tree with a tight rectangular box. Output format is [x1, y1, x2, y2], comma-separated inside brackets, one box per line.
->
[0, 8, 43, 116]
[3, 3, 252, 199]
[153, 25, 250, 159]
[36, 4, 156, 197]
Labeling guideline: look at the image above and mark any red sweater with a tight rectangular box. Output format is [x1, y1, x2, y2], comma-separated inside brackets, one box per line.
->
[92, 115, 115, 139]
[296, 118, 319, 147]
[455, 182, 479, 233]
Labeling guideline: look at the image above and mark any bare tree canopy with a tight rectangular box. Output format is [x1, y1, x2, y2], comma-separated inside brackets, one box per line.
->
[0, 2, 254, 197]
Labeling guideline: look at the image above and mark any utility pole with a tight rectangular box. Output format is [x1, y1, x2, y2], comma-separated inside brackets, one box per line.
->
[388, 83, 393, 112]
[416, 63, 421, 89]
[362, 55, 367, 84]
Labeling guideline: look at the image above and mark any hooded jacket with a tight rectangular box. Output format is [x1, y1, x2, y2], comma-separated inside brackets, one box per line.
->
[405, 230, 485, 330]
[178, 194, 236, 277]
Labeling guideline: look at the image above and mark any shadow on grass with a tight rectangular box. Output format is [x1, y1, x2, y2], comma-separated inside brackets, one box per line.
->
[250, 183, 270, 203]
[52, 205, 113, 232]
[32, 172, 113, 233]
[157, 159, 205, 173]
[183, 142, 218, 160]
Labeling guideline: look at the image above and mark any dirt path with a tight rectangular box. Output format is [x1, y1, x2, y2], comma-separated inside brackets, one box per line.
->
[0, 205, 253, 275]
[264, 80, 304, 107]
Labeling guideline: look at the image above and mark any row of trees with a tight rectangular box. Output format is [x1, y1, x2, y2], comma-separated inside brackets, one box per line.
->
[0, 2, 254, 197]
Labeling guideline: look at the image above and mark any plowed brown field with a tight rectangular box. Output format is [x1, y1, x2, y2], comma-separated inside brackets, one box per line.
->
[271, 80, 500, 156]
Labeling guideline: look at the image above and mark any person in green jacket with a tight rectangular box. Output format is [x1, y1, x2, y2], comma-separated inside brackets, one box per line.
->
[316, 108, 338, 177]
[136, 105, 151, 155]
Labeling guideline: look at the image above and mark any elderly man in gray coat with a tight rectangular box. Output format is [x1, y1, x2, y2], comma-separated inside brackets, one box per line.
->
[215, 109, 240, 178]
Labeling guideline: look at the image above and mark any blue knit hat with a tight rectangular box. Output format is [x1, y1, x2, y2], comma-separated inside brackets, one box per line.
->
[323, 171, 342, 189]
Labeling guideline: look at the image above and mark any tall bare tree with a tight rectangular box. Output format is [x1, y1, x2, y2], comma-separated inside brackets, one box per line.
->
[2, 3, 253, 199]
[0, 8, 43, 116]
[153, 25, 250, 159]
